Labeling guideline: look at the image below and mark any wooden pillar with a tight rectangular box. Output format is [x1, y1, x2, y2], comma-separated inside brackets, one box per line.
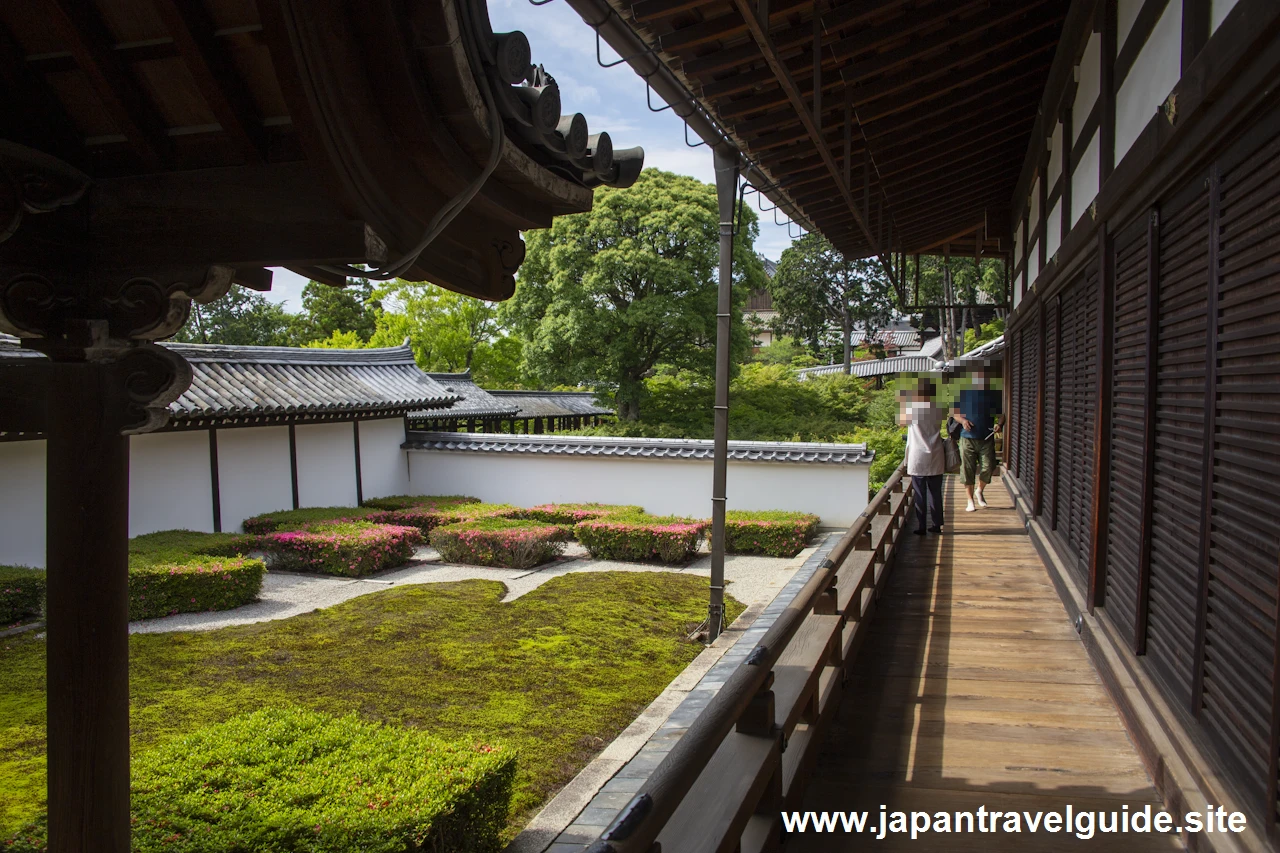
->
[45, 360, 132, 853]
[1088, 224, 1115, 612]
[288, 424, 299, 510]
[352, 420, 363, 505]
[1181, 0, 1210, 72]
[534, 417, 543, 434]
[1100, 0, 1117, 181]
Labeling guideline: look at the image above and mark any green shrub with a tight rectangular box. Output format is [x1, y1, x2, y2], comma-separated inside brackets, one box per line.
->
[129, 557, 266, 621]
[242, 506, 377, 535]
[574, 517, 708, 564]
[3, 706, 515, 853]
[359, 494, 480, 511]
[430, 519, 569, 569]
[516, 503, 644, 525]
[723, 510, 820, 558]
[837, 426, 906, 495]
[127, 531, 264, 621]
[257, 522, 422, 577]
[0, 567, 45, 626]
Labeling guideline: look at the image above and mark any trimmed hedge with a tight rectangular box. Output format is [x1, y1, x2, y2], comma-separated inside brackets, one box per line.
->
[257, 521, 422, 577]
[242, 506, 377, 535]
[129, 557, 267, 621]
[3, 706, 515, 853]
[574, 517, 708, 564]
[359, 494, 480, 512]
[364, 502, 520, 535]
[723, 510, 820, 558]
[0, 567, 45, 626]
[430, 518, 569, 570]
[516, 503, 643, 525]
[128, 531, 265, 620]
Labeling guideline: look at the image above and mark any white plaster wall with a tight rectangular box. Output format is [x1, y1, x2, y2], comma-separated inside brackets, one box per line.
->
[1116, 0, 1183, 163]
[129, 431, 214, 537]
[1029, 176, 1040, 230]
[407, 452, 871, 528]
[1013, 220, 1023, 269]
[1118, 0, 1143, 50]
[295, 422, 359, 508]
[1046, 199, 1062, 259]
[1074, 32, 1102, 141]
[1029, 241, 1041, 286]
[0, 441, 46, 568]
[358, 418, 411, 500]
[216, 426, 293, 532]
[1073, 131, 1101, 226]
[1048, 121, 1064, 187]
[1211, 0, 1239, 32]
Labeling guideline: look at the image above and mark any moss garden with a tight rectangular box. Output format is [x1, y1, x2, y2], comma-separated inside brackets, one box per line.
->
[0, 572, 743, 847]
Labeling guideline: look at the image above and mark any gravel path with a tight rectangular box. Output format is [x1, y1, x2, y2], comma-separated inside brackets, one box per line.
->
[127, 540, 822, 635]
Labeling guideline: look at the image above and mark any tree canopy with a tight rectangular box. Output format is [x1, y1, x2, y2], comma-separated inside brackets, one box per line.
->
[768, 233, 896, 372]
[174, 285, 295, 346]
[502, 169, 766, 420]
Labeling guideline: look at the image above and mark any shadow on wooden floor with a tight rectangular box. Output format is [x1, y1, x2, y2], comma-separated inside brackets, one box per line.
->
[788, 477, 1182, 852]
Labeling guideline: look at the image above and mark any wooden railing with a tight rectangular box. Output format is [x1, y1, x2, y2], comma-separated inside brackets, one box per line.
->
[586, 464, 914, 853]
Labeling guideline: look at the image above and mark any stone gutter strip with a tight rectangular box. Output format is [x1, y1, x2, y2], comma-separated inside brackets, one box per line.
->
[506, 533, 839, 853]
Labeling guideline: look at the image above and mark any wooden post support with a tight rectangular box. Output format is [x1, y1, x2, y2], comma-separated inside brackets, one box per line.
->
[853, 530, 873, 551]
[815, 575, 839, 616]
[736, 671, 776, 737]
[45, 361, 132, 853]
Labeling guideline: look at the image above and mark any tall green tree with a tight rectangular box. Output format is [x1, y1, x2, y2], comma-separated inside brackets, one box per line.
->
[768, 233, 895, 373]
[503, 169, 765, 420]
[174, 285, 295, 346]
[367, 281, 524, 386]
[289, 279, 380, 345]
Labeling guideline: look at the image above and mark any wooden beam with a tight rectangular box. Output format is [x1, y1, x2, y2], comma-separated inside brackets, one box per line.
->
[45, 0, 173, 167]
[728, 0, 895, 285]
[1181, 0, 1210, 71]
[1101, 0, 1117, 180]
[153, 0, 267, 161]
[1115, 0, 1172, 89]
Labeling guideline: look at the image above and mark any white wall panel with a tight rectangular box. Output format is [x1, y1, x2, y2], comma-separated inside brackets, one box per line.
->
[216, 426, 293, 532]
[1211, 0, 1239, 33]
[1046, 200, 1063, 259]
[407, 452, 870, 528]
[0, 441, 46, 567]
[1048, 121, 1064, 187]
[1072, 131, 1101, 226]
[295, 422, 359, 509]
[357, 418, 411, 500]
[1073, 32, 1102, 141]
[1029, 241, 1041, 286]
[1029, 177, 1040, 233]
[1117, 0, 1143, 50]
[1116, 0, 1183, 163]
[129, 431, 214, 537]
[1013, 220, 1024, 269]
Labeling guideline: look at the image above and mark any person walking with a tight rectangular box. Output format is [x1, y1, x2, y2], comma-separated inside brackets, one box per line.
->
[899, 378, 945, 534]
[952, 368, 1003, 511]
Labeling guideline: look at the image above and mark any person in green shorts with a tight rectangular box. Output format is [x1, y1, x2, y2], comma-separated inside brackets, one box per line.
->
[952, 369, 1003, 512]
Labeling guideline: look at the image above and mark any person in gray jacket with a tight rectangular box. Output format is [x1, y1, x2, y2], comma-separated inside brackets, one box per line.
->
[898, 378, 945, 534]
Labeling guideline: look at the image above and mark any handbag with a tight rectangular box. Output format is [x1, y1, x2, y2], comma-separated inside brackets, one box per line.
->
[942, 436, 961, 474]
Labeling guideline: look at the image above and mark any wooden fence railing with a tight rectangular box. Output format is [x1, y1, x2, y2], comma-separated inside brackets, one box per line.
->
[586, 464, 914, 853]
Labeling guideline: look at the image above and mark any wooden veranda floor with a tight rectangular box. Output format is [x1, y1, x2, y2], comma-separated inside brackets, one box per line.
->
[790, 476, 1181, 852]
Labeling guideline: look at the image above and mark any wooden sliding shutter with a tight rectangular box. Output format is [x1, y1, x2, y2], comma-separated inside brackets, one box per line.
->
[1104, 216, 1150, 648]
[1200, 116, 1280, 815]
[1041, 298, 1059, 525]
[1146, 170, 1211, 709]
[1018, 320, 1039, 493]
[1049, 269, 1097, 578]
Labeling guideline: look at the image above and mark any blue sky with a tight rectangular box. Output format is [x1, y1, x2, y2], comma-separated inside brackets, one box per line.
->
[265, 0, 797, 309]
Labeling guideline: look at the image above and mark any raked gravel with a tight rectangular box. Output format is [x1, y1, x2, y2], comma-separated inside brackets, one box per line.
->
[127, 540, 818, 635]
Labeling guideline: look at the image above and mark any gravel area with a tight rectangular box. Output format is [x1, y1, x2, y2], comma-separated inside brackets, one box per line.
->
[128, 541, 819, 635]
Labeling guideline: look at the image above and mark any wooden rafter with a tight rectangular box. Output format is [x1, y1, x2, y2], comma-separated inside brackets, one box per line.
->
[727, 0, 898, 292]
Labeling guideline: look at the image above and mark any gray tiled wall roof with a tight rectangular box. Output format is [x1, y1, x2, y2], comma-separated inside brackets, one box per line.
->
[795, 354, 941, 380]
[414, 371, 518, 419]
[403, 432, 873, 464]
[487, 390, 614, 418]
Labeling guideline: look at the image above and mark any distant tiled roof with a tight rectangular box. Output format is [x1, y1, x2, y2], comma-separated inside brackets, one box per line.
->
[413, 371, 518, 419]
[795, 355, 941, 381]
[0, 334, 458, 426]
[849, 329, 921, 348]
[916, 336, 945, 359]
[403, 432, 873, 464]
[487, 390, 613, 418]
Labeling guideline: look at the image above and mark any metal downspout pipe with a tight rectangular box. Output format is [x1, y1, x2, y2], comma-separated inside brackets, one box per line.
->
[708, 143, 739, 642]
